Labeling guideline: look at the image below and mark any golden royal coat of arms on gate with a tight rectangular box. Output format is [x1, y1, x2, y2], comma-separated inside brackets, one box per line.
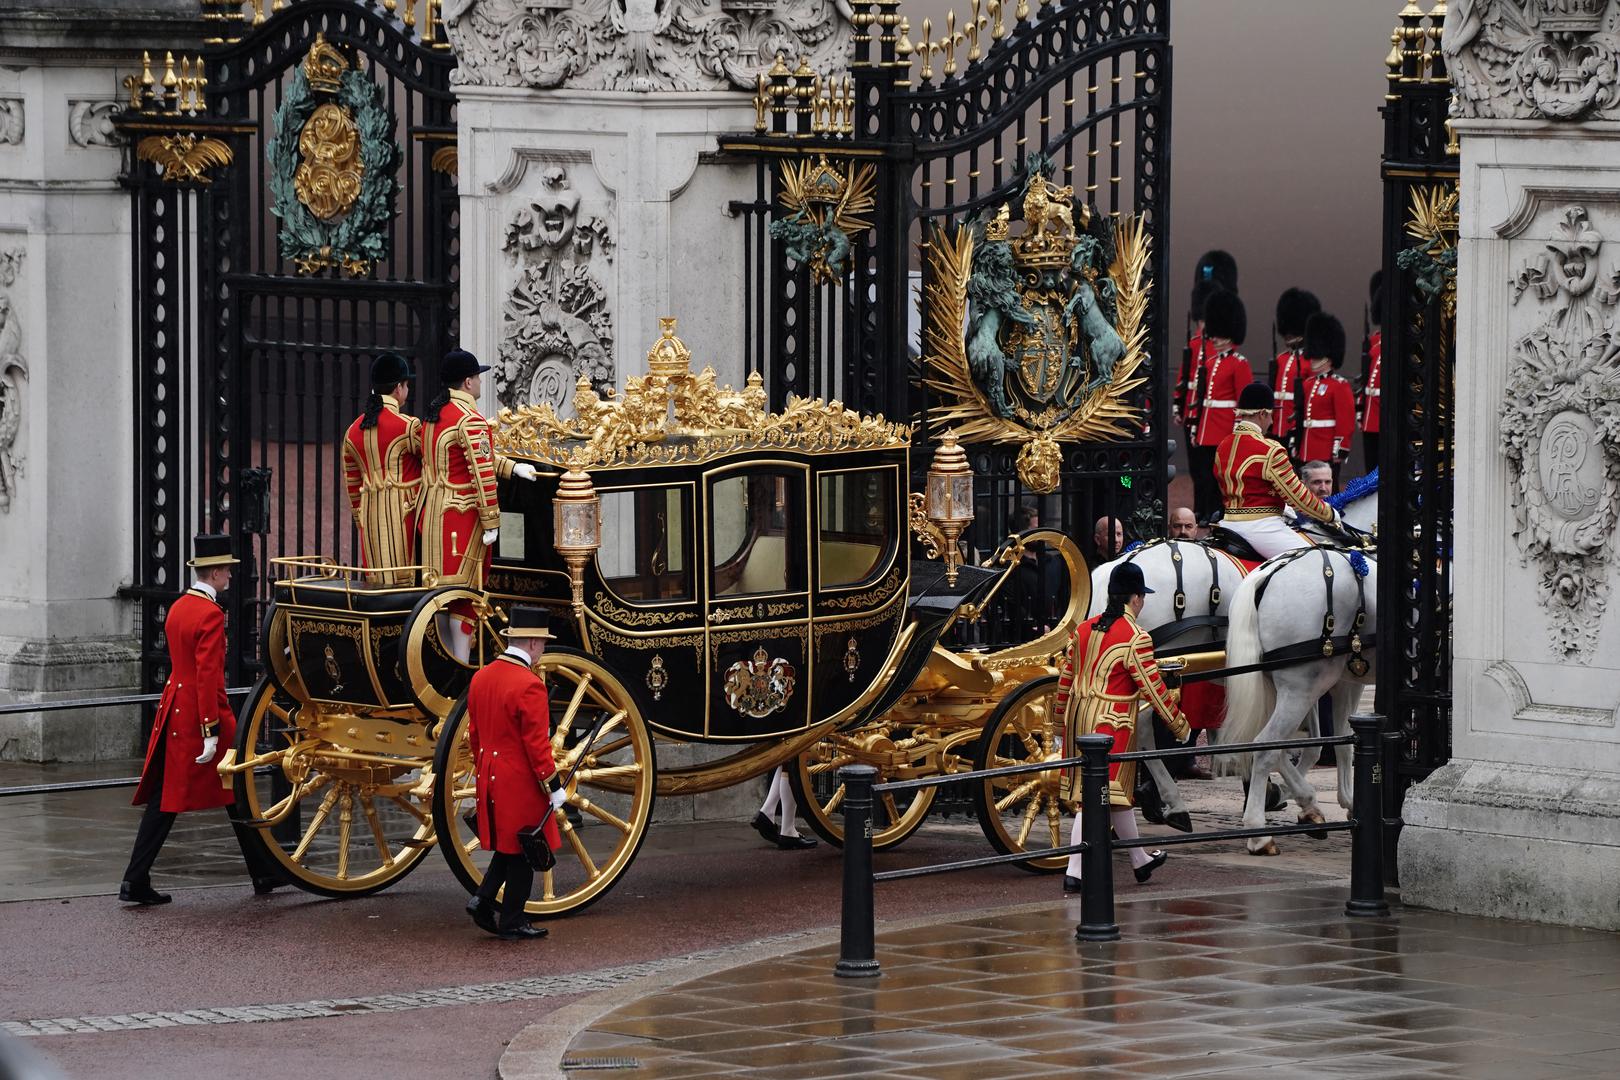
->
[923, 159, 1152, 492]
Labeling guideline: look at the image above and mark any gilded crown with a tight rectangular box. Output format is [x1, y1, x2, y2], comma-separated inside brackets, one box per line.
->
[302, 33, 349, 95]
[984, 204, 1010, 243]
[802, 155, 847, 208]
[646, 316, 693, 380]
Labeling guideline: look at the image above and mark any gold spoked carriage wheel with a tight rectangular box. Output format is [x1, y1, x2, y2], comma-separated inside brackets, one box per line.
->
[431, 647, 656, 918]
[971, 674, 1071, 873]
[788, 725, 939, 850]
[231, 677, 434, 897]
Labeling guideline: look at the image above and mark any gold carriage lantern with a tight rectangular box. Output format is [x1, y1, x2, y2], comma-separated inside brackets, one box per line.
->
[925, 430, 975, 585]
[553, 467, 601, 613]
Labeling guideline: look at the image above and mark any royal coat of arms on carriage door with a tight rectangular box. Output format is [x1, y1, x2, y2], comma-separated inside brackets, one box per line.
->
[923, 159, 1151, 492]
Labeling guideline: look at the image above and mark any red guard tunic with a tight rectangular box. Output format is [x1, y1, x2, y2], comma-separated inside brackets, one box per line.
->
[342, 394, 422, 584]
[1176, 333, 1211, 431]
[1193, 347, 1253, 448]
[468, 652, 561, 855]
[1271, 349, 1306, 445]
[419, 387, 517, 589]
[132, 588, 237, 813]
[1301, 371, 1357, 464]
[1054, 612, 1187, 806]
[1360, 331, 1382, 435]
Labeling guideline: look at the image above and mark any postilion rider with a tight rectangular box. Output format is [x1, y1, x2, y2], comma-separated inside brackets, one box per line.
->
[1214, 382, 1341, 560]
[1056, 562, 1189, 896]
[419, 348, 539, 661]
[120, 534, 284, 905]
[342, 351, 422, 585]
[464, 605, 568, 941]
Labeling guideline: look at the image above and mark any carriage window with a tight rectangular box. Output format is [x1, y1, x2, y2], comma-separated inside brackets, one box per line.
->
[711, 470, 803, 597]
[597, 487, 691, 602]
[818, 470, 895, 588]
[497, 511, 526, 560]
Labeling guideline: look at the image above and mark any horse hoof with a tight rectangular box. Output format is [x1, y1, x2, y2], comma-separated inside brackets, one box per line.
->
[1299, 808, 1328, 840]
[1248, 840, 1280, 856]
[1165, 811, 1192, 833]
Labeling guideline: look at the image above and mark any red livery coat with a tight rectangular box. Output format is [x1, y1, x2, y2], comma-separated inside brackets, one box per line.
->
[1361, 331, 1382, 434]
[1215, 421, 1336, 522]
[1301, 372, 1357, 463]
[133, 589, 237, 813]
[1193, 348, 1253, 447]
[420, 388, 516, 590]
[1271, 350, 1306, 445]
[342, 394, 422, 583]
[468, 654, 561, 855]
[1175, 332, 1211, 430]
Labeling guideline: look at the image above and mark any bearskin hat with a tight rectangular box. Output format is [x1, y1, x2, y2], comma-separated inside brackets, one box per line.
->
[1275, 288, 1321, 339]
[1304, 312, 1347, 369]
[1202, 288, 1247, 345]
[1369, 270, 1385, 328]
[1194, 250, 1239, 292]
[1237, 382, 1275, 412]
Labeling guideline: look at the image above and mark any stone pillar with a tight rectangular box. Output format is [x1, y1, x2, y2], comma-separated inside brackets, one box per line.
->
[0, 2, 198, 761]
[1398, 0, 1620, 929]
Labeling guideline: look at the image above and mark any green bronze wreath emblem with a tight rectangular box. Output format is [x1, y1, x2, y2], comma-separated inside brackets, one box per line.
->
[266, 48, 400, 277]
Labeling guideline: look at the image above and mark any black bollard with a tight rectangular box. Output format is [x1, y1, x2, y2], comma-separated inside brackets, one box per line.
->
[1075, 734, 1120, 942]
[1345, 713, 1391, 917]
[835, 764, 881, 977]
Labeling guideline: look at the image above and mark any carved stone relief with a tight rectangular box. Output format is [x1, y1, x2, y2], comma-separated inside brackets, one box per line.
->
[0, 247, 27, 513]
[495, 164, 616, 413]
[443, 0, 852, 93]
[1500, 204, 1620, 659]
[0, 99, 23, 146]
[68, 101, 122, 149]
[1445, 1, 1620, 121]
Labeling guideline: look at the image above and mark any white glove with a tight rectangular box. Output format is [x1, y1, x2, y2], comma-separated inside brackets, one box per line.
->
[512, 463, 538, 481]
[482, 528, 499, 547]
[548, 787, 569, 811]
[195, 735, 219, 765]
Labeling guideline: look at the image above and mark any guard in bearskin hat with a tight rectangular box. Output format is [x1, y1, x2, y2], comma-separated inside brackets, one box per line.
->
[342, 352, 422, 585]
[1213, 384, 1339, 559]
[120, 535, 285, 904]
[1176, 251, 1240, 463]
[1299, 313, 1357, 484]
[1186, 288, 1253, 523]
[1270, 288, 1321, 452]
[1360, 271, 1384, 470]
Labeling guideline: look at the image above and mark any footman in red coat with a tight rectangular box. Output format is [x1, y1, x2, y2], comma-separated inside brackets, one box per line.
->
[121, 534, 284, 905]
[464, 605, 563, 941]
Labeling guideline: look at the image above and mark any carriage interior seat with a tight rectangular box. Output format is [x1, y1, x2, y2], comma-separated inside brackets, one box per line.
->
[820, 539, 885, 588]
[721, 535, 788, 596]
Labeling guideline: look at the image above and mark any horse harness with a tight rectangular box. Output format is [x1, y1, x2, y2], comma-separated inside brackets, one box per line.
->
[1251, 545, 1374, 678]
[1125, 538, 1227, 650]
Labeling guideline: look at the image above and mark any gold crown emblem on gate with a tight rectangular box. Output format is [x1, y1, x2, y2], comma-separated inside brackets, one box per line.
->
[801, 155, 848, 208]
[302, 33, 349, 94]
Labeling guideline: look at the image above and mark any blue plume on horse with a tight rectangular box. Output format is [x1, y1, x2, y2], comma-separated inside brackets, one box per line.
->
[1123, 540, 1145, 554]
[1327, 468, 1379, 512]
[1349, 550, 1371, 579]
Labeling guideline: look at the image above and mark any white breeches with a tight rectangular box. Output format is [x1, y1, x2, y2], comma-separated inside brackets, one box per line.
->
[1066, 808, 1152, 878]
[758, 767, 801, 837]
[1221, 514, 1314, 560]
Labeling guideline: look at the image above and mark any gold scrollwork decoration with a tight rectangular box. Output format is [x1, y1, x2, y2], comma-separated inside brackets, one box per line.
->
[821, 567, 902, 611]
[587, 624, 703, 652]
[592, 591, 693, 627]
[294, 101, 364, 222]
[135, 134, 234, 185]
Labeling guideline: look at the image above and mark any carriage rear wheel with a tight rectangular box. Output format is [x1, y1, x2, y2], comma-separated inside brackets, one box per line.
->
[971, 675, 1071, 873]
[788, 725, 939, 850]
[231, 677, 434, 898]
[431, 647, 656, 918]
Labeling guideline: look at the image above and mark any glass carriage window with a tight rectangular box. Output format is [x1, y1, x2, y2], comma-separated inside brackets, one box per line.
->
[597, 486, 691, 602]
[818, 470, 895, 588]
[497, 511, 526, 561]
[711, 470, 803, 598]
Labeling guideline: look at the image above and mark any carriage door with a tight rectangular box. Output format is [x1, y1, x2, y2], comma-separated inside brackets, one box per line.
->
[704, 464, 811, 739]
[120, 5, 457, 693]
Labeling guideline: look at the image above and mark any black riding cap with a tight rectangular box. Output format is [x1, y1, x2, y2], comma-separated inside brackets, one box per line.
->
[440, 348, 491, 385]
[1108, 561, 1155, 597]
[1238, 381, 1275, 412]
[370, 352, 414, 387]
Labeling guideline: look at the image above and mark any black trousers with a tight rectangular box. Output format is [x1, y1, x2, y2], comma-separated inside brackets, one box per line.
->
[1188, 445, 1220, 522]
[476, 852, 535, 930]
[123, 732, 281, 888]
[1362, 433, 1380, 475]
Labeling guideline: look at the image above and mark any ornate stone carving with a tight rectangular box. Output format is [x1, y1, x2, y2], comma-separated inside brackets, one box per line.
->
[1500, 204, 1620, 659]
[442, 0, 852, 93]
[0, 99, 22, 146]
[1445, 0, 1620, 121]
[67, 101, 122, 149]
[495, 163, 616, 412]
[0, 247, 27, 513]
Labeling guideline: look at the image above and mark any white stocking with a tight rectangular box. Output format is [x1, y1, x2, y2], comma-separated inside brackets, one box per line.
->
[446, 620, 472, 664]
[1065, 810, 1085, 879]
[759, 766, 785, 818]
[773, 770, 800, 838]
[1064, 807, 1154, 878]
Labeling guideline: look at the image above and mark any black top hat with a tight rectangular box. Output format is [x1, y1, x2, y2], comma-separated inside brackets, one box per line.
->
[1275, 288, 1321, 338]
[1238, 382, 1275, 412]
[188, 533, 240, 569]
[1107, 561, 1155, 597]
[1303, 312, 1347, 369]
[371, 352, 414, 388]
[504, 605, 554, 640]
[1202, 288, 1247, 346]
[440, 349, 491, 386]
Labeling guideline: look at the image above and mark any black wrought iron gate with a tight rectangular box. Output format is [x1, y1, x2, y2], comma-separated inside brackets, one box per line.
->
[721, 0, 1172, 648]
[118, 0, 457, 692]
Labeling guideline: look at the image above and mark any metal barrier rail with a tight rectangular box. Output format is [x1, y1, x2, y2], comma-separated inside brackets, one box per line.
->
[0, 686, 254, 798]
[834, 714, 1391, 977]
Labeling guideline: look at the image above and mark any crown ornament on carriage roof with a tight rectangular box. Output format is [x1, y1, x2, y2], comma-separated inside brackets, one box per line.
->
[302, 33, 349, 94]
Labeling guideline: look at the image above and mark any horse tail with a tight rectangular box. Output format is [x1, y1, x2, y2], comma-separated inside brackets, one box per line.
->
[1215, 569, 1275, 767]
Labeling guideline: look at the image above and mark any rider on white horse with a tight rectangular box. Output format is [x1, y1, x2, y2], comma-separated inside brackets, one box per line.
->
[1214, 382, 1342, 559]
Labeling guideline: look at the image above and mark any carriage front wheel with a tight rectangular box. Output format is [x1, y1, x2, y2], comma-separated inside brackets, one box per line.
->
[971, 674, 1071, 873]
[431, 647, 656, 918]
[788, 724, 939, 850]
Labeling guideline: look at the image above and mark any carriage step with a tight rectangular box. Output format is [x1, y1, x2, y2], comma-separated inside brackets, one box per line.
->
[560, 1058, 640, 1072]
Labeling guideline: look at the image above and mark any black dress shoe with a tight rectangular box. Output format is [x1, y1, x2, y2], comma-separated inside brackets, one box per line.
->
[498, 924, 549, 940]
[775, 832, 817, 850]
[1134, 850, 1168, 884]
[119, 881, 172, 906]
[252, 877, 284, 896]
[1063, 875, 1083, 894]
[750, 810, 781, 844]
[1165, 811, 1193, 833]
[466, 896, 499, 935]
